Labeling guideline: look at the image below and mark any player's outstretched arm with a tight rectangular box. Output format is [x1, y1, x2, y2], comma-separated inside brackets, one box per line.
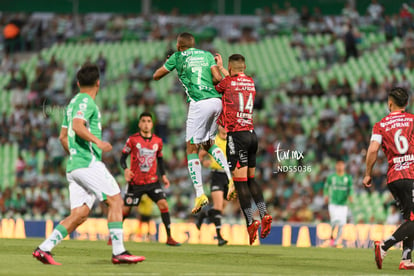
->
[153, 66, 170, 81]
[59, 127, 69, 154]
[72, 118, 112, 152]
[363, 140, 381, 188]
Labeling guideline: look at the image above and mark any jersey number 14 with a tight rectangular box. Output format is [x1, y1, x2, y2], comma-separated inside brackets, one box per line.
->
[238, 92, 254, 113]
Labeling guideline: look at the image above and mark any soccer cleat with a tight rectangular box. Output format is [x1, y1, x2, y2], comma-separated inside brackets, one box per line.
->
[399, 260, 414, 270]
[112, 251, 145, 264]
[32, 247, 61, 265]
[166, 237, 181, 246]
[191, 194, 209, 214]
[374, 241, 386, 269]
[260, 214, 272, 239]
[247, 220, 261, 245]
[218, 238, 228, 246]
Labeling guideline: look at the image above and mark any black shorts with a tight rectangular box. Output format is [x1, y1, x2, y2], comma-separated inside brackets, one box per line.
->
[388, 179, 414, 221]
[226, 130, 257, 171]
[124, 182, 166, 206]
[210, 171, 229, 199]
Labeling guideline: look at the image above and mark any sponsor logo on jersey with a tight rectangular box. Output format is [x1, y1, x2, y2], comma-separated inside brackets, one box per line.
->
[79, 103, 87, 110]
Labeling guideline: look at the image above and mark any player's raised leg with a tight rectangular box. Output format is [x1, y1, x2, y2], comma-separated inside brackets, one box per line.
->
[33, 176, 96, 265]
[33, 202, 90, 265]
[375, 220, 414, 269]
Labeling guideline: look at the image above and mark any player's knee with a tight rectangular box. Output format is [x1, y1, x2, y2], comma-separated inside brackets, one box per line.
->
[157, 199, 169, 210]
[106, 194, 123, 210]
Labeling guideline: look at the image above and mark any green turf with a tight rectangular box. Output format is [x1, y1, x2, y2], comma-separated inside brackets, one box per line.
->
[0, 238, 407, 275]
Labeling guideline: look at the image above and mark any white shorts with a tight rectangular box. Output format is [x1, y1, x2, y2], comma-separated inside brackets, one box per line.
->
[328, 204, 348, 225]
[66, 161, 120, 210]
[186, 97, 222, 144]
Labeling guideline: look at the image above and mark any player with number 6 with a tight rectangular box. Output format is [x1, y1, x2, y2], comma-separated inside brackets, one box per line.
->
[364, 87, 414, 270]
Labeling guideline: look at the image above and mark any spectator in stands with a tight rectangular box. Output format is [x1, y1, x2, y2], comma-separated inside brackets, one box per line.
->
[154, 99, 170, 143]
[96, 52, 107, 84]
[322, 37, 339, 66]
[367, 0, 384, 25]
[389, 47, 405, 71]
[300, 6, 311, 26]
[142, 82, 156, 107]
[384, 16, 397, 42]
[129, 57, 144, 82]
[344, 3, 360, 25]
[344, 24, 359, 61]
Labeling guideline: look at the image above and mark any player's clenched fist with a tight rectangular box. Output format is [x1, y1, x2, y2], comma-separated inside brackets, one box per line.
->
[362, 175, 372, 188]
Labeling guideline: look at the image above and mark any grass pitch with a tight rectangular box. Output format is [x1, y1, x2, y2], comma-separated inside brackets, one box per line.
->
[0, 238, 406, 275]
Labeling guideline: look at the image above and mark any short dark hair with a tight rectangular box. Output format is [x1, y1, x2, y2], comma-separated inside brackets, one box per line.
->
[139, 112, 153, 120]
[77, 63, 100, 87]
[177, 32, 195, 49]
[228, 54, 246, 71]
[389, 87, 409, 107]
[228, 54, 245, 63]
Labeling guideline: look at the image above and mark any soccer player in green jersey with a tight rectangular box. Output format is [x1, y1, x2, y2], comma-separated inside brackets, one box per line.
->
[324, 159, 353, 247]
[33, 64, 144, 265]
[153, 33, 234, 214]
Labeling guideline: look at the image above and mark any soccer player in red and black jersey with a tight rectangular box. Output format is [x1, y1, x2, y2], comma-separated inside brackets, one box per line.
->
[215, 53, 272, 245]
[120, 112, 180, 246]
[364, 87, 414, 270]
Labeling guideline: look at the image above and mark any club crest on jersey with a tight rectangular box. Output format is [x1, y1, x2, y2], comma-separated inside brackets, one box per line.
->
[231, 81, 236, 86]
[136, 143, 141, 149]
[153, 144, 159, 151]
[83, 98, 88, 103]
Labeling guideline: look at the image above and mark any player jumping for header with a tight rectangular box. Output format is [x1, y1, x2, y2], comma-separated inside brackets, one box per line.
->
[215, 53, 272, 245]
[153, 32, 234, 214]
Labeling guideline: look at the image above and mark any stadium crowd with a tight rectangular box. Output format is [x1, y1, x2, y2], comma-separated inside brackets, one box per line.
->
[1, 1, 413, 225]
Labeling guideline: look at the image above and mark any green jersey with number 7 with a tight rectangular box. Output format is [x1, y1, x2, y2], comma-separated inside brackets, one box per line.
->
[164, 48, 221, 102]
[371, 110, 414, 183]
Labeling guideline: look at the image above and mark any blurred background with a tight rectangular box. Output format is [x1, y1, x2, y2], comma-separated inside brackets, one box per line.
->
[0, 0, 410, 231]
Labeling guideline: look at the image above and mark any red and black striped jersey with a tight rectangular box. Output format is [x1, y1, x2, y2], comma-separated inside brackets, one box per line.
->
[371, 111, 414, 183]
